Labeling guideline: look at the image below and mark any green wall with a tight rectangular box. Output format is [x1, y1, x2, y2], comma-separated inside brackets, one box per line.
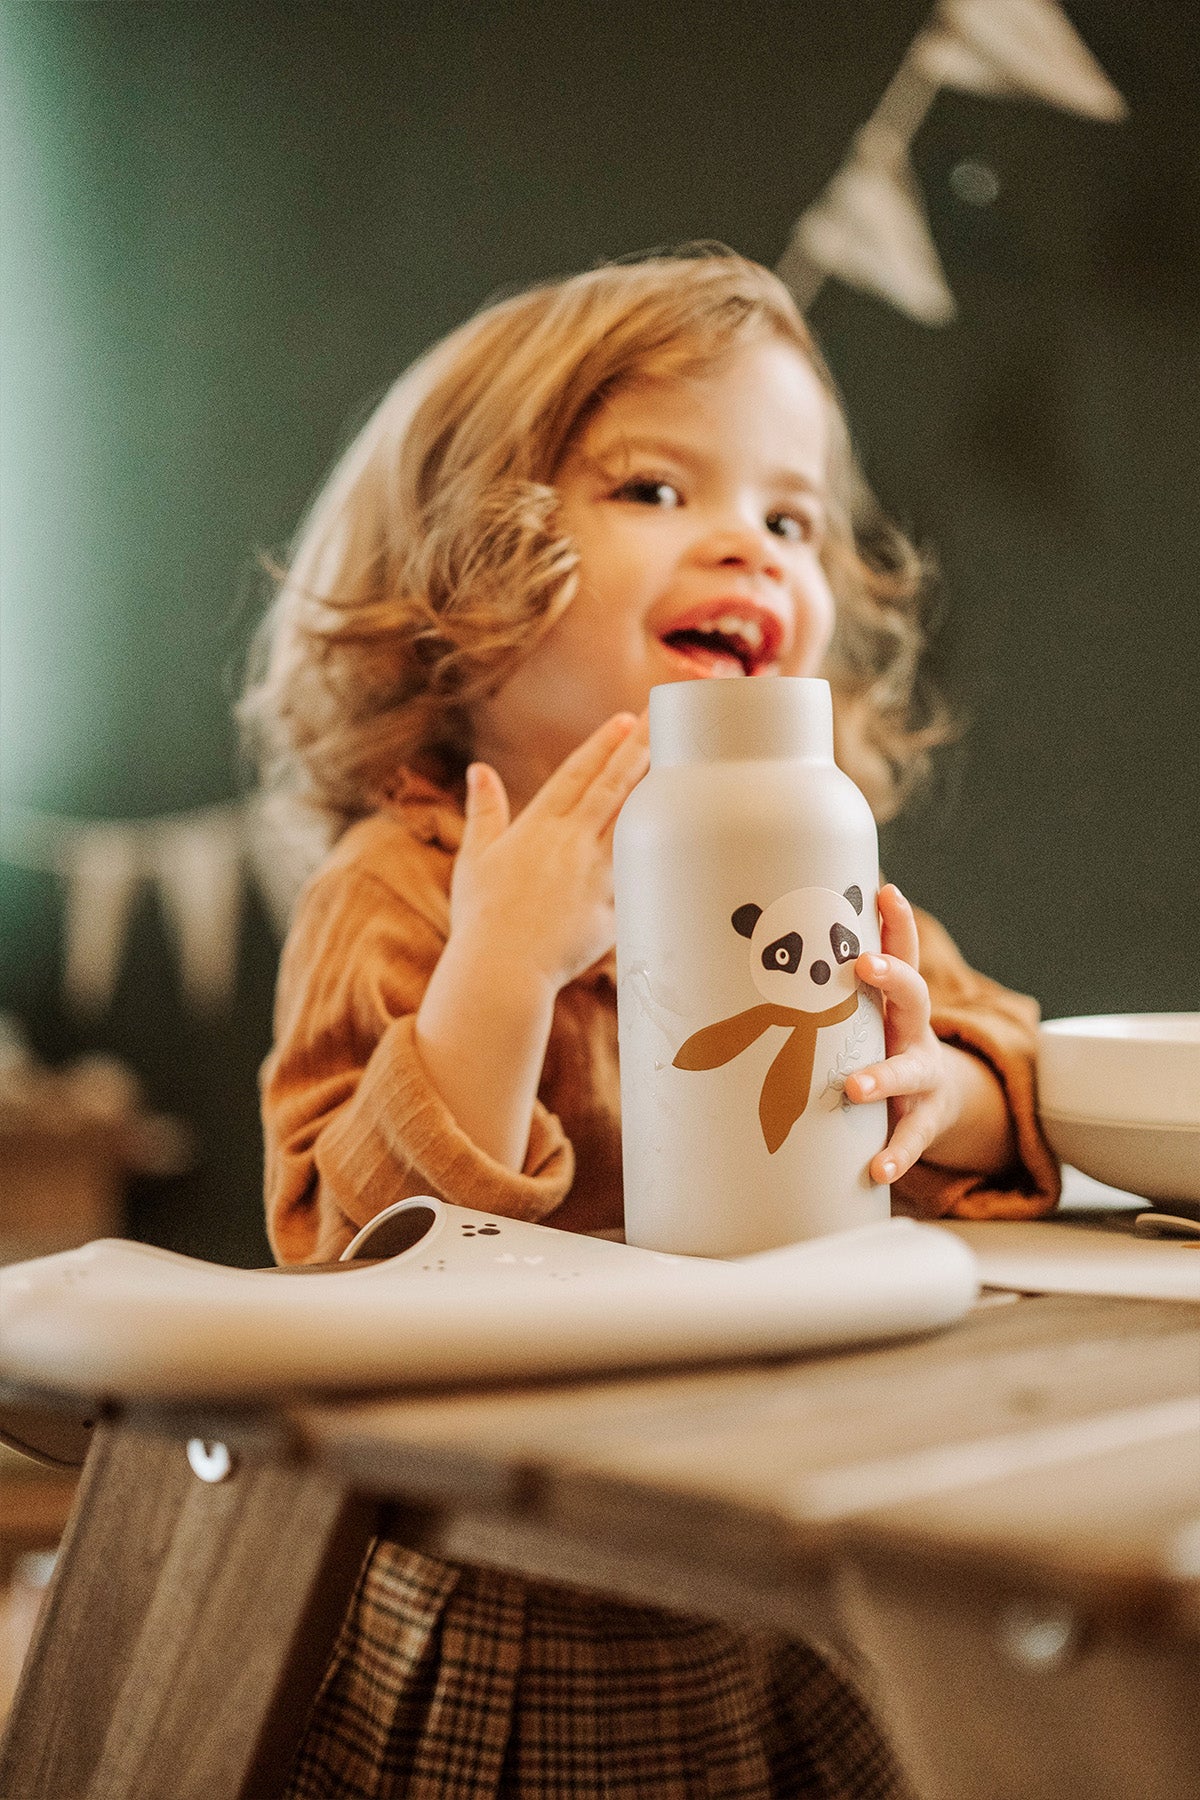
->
[2, 1, 1196, 1263]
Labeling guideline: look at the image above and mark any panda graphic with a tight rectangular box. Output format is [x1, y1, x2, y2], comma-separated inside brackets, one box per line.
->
[673, 885, 866, 1154]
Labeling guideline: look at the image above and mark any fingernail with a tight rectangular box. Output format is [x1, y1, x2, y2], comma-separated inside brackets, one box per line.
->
[867, 955, 888, 977]
[856, 1074, 876, 1098]
[880, 1159, 897, 1181]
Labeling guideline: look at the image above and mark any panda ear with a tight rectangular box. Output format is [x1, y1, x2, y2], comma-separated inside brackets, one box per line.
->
[843, 885, 864, 916]
[731, 903, 762, 939]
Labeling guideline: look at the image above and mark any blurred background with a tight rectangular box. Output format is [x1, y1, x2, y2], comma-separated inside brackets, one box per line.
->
[1, 0, 1197, 1270]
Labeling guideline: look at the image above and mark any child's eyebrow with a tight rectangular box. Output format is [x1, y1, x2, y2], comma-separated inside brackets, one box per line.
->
[582, 434, 825, 495]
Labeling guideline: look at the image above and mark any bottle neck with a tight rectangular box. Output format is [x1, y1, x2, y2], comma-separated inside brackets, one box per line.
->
[648, 676, 834, 766]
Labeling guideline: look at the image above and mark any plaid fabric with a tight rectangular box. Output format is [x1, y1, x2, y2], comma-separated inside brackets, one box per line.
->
[283, 1537, 911, 1800]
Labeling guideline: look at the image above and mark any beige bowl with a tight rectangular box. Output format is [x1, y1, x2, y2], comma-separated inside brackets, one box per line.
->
[1037, 1014, 1200, 1204]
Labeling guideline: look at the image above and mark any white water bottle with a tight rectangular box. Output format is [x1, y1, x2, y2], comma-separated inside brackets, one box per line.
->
[614, 677, 889, 1255]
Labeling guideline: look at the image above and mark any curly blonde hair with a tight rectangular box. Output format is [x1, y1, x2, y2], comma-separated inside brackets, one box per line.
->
[239, 248, 951, 853]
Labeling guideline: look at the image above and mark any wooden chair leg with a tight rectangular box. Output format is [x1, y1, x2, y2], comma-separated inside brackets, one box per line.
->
[0, 1416, 378, 1800]
[838, 1549, 1200, 1800]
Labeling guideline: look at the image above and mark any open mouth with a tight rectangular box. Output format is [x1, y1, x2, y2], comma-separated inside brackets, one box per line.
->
[659, 608, 782, 678]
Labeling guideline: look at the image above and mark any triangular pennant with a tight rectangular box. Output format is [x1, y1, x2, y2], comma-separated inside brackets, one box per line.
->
[917, 0, 1127, 120]
[242, 791, 324, 938]
[152, 812, 244, 1011]
[912, 22, 1011, 94]
[780, 133, 956, 326]
[57, 825, 144, 1015]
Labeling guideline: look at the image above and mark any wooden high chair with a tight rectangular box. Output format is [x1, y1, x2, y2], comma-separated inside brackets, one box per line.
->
[3, 1288, 1200, 1800]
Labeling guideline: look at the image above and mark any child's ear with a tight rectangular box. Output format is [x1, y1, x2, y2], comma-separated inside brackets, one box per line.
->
[732, 903, 762, 938]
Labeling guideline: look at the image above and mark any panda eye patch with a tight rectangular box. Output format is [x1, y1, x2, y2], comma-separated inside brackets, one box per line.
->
[830, 922, 860, 964]
[762, 931, 803, 974]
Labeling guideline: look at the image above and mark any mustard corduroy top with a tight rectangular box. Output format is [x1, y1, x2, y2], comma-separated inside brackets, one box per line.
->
[263, 775, 1060, 1265]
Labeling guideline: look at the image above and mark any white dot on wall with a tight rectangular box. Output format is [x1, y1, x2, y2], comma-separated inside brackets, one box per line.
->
[949, 160, 1001, 206]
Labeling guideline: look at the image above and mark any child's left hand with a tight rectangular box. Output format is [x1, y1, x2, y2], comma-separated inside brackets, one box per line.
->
[844, 885, 1007, 1185]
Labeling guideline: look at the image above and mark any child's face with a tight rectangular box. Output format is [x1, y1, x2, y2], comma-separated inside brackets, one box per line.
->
[471, 335, 836, 805]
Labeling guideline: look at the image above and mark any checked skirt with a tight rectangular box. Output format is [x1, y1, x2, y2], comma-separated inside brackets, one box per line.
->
[282, 1536, 912, 1800]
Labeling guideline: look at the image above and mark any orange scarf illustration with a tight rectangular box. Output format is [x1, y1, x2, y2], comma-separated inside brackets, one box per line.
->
[673, 993, 860, 1153]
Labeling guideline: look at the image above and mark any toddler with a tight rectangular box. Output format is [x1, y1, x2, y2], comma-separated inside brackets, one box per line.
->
[242, 249, 1059, 1799]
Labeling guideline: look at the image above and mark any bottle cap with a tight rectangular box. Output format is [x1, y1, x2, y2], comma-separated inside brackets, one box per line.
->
[648, 676, 834, 765]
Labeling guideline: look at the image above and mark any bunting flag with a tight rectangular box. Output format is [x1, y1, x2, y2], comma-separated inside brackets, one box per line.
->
[241, 791, 327, 943]
[152, 811, 246, 1015]
[780, 119, 956, 326]
[918, 0, 1128, 116]
[0, 0, 1130, 1019]
[0, 801, 291, 1016]
[778, 0, 1127, 323]
[59, 824, 144, 1018]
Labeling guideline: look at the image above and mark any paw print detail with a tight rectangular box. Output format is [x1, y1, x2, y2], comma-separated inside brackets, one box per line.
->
[460, 1222, 502, 1236]
[420, 1259, 447, 1272]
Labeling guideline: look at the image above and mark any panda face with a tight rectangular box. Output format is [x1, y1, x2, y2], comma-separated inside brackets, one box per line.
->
[733, 886, 864, 1010]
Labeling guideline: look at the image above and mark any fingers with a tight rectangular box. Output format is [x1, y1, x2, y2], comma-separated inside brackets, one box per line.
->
[877, 883, 919, 969]
[845, 903, 938, 1181]
[852, 948, 931, 1056]
[542, 712, 643, 817]
[869, 1102, 940, 1184]
[459, 762, 511, 863]
[845, 887, 949, 1184]
[542, 710, 650, 831]
[848, 1030, 953, 1184]
[592, 711, 651, 835]
[845, 1042, 940, 1106]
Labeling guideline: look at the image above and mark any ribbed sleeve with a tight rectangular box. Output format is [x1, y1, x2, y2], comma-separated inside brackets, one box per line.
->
[263, 797, 1060, 1265]
[315, 1013, 573, 1233]
[263, 817, 573, 1265]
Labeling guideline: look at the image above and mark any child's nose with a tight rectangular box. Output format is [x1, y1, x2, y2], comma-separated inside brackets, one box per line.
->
[696, 522, 783, 581]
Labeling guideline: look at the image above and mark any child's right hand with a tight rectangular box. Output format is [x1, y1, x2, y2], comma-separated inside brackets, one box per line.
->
[416, 711, 648, 1172]
[450, 710, 651, 994]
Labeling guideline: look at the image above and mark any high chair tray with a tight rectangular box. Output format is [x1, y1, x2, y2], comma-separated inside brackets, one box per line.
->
[938, 1216, 1200, 1301]
[934, 1164, 1200, 1302]
[0, 1199, 976, 1406]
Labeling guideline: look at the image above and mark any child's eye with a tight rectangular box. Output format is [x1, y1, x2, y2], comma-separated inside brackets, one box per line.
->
[767, 510, 815, 543]
[615, 479, 682, 507]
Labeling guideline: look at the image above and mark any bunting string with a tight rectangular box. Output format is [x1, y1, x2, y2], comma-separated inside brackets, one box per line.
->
[778, 0, 1126, 323]
[1, 0, 1128, 1017]
[0, 799, 308, 1015]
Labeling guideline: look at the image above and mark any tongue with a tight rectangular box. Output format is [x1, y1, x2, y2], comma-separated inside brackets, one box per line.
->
[664, 637, 746, 678]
